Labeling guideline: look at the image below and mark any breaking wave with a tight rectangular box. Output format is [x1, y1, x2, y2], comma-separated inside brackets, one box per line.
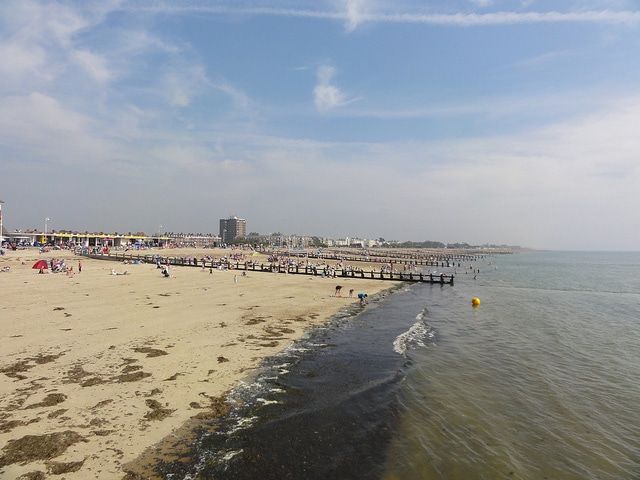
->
[393, 307, 436, 355]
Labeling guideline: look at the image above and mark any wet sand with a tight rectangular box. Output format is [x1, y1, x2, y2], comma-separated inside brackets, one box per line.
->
[0, 248, 392, 479]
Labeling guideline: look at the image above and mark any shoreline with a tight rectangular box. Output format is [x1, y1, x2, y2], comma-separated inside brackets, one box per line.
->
[0, 248, 394, 479]
[124, 286, 401, 478]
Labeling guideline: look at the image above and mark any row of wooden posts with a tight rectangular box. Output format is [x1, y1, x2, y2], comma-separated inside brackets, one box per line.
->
[83, 252, 455, 285]
[288, 254, 466, 268]
[302, 252, 479, 267]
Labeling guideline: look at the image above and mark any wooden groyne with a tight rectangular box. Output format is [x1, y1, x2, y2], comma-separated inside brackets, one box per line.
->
[80, 252, 454, 285]
[297, 253, 460, 268]
[304, 251, 480, 267]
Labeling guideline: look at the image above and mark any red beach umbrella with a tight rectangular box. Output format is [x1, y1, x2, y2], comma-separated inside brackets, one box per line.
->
[32, 259, 48, 270]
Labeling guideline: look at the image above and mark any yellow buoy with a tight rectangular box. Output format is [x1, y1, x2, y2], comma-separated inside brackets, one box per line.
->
[471, 297, 481, 307]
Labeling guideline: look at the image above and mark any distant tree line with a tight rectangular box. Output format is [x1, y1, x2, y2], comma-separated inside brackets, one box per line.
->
[382, 240, 446, 249]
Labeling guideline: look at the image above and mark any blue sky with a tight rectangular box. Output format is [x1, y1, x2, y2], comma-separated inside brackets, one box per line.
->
[1, 0, 640, 250]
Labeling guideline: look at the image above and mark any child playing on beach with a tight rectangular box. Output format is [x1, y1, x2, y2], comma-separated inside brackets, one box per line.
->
[358, 293, 367, 305]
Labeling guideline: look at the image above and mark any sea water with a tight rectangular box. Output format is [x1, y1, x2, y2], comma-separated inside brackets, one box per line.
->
[383, 251, 640, 480]
[163, 251, 640, 479]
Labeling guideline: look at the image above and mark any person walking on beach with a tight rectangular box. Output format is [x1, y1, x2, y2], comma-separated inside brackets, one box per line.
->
[78, 261, 82, 273]
[335, 285, 343, 297]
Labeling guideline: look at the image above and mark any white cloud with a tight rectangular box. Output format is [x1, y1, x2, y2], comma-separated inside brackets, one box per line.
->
[0, 92, 87, 137]
[0, 92, 120, 170]
[164, 70, 197, 107]
[72, 49, 113, 83]
[339, 0, 374, 32]
[469, 0, 493, 7]
[0, 1, 119, 90]
[112, 1, 640, 29]
[212, 82, 253, 113]
[372, 10, 640, 27]
[402, 95, 640, 249]
[314, 84, 346, 112]
[0, 42, 47, 88]
[313, 64, 357, 112]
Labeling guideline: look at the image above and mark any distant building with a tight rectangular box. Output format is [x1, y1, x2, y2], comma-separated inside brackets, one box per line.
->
[219, 216, 246, 243]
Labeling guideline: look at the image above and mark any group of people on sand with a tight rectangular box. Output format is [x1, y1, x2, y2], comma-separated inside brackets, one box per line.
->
[32, 259, 82, 275]
[334, 285, 367, 304]
[49, 259, 68, 273]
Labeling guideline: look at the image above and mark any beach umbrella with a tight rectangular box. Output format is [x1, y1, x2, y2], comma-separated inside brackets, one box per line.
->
[32, 259, 48, 270]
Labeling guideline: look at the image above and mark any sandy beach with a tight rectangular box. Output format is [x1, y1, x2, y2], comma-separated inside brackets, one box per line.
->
[0, 247, 394, 479]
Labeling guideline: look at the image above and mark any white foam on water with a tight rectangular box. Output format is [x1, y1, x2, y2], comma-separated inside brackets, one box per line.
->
[393, 308, 434, 355]
[225, 415, 258, 435]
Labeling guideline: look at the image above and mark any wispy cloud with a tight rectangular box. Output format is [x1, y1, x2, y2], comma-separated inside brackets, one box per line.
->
[0, 1, 114, 89]
[72, 49, 113, 83]
[339, 0, 373, 32]
[162, 65, 209, 107]
[117, 1, 640, 30]
[469, 0, 493, 7]
[381, 10, 640, 27]
[313, 64, 356, 112]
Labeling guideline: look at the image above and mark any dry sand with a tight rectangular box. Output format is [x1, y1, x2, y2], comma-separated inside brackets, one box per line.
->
[0, 247, 394, 479]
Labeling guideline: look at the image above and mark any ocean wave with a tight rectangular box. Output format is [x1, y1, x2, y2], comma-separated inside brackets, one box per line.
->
[393, 309, 436, 355]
